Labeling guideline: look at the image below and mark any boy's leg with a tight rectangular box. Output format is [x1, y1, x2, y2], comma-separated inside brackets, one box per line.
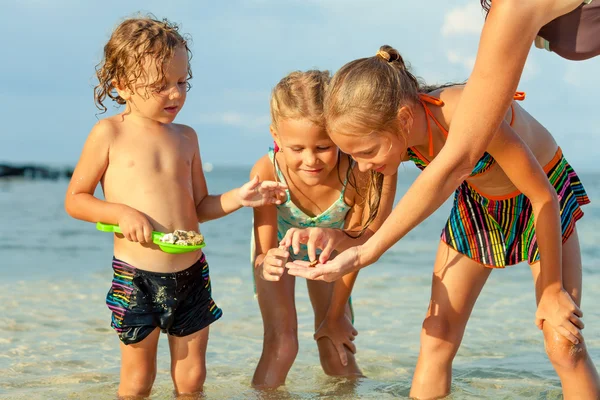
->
[168, 327, 210, 397]
[252, 268, 298, 388]
[118, 327, 161, 398]
[409, 241, 492, 399]
[306, 279, 362, 377]
[529, 228, 600, 400]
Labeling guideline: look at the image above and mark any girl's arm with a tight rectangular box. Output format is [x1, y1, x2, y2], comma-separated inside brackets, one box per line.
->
[356, 0, 582, 266]
[191, 132, 286, 223]
[484, 120, 583, 344]
[64, 121, 154, 242]
[315, 172, 397, 366]
[324, 172, 397, 319]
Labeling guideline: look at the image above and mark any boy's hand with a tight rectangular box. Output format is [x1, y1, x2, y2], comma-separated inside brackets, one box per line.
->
[117, 207, 154, 244]
[239, 175, 287, 207]
[259, 245, 289, 281]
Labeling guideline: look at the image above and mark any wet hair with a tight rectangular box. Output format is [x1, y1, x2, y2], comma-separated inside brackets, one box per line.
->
[94, 14, 192, 113]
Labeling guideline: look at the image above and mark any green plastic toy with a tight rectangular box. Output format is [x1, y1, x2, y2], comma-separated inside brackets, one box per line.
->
[96, 222, 205, 254]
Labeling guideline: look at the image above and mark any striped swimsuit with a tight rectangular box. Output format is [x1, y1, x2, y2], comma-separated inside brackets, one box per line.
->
[407, 93, 590, 267]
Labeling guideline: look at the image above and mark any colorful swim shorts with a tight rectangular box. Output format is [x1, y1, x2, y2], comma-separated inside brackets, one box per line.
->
[106, 254, 222, 345]
[441, 148, 589, 267]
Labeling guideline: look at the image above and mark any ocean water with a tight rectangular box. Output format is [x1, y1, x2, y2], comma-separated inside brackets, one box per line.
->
[0, 166, 599, 400]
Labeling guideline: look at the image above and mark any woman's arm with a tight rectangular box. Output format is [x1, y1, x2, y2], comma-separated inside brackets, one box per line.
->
[354, 0, 582, 266]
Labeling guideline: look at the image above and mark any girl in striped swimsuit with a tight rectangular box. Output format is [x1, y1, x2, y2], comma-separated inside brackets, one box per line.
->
[284, 46, 599, 399]
[250, 70, 396, 388]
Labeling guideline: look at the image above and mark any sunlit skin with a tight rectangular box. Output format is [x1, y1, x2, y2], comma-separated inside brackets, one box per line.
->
[250, 114, 399, 387]
[286, 85, 600, 399]
[65, 41, 286, 399]
[272, 118, 341, 190]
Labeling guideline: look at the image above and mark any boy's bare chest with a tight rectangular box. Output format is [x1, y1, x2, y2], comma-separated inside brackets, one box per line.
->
[110, 134, 194, 177]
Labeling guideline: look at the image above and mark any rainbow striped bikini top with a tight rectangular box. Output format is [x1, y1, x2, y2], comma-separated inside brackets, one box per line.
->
[407, 92, 525, 177]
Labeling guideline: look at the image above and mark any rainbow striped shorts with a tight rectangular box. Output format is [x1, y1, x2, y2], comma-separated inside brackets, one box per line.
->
[441, 148, 589, 268]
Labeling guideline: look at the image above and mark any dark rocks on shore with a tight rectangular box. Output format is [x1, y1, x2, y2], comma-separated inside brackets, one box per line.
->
[0, 164, 74, 180]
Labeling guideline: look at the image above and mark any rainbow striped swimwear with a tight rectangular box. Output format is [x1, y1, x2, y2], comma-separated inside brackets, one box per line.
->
[106, 253, 222, 345]
[440, 148, 589, 267]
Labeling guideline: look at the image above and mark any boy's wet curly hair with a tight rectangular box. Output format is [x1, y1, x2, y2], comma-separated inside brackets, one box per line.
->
[94, 15, 192, 113]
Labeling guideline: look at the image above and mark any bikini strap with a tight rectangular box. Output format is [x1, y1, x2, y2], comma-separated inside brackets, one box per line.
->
[418, 93, 447, 157]
[510, 92, 526, 126]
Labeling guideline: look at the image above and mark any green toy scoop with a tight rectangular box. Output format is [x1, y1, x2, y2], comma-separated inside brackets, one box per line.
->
[96, 222, 205, 254]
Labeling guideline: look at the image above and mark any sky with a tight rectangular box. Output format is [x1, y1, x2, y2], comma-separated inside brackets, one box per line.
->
[2, 0, 600, 171]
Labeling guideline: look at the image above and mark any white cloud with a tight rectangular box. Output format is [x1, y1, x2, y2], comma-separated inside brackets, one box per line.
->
[442, 3, 484, 37]
[446, 50, 476, 70]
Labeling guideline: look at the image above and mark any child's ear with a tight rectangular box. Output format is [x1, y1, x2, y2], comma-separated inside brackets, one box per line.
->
[396, 106, 414, 136]
[269, 125, 280, 147]
[113, 79, 133, 101]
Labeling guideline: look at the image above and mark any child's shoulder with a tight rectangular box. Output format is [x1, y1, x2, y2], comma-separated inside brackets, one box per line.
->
[250, 154, 276, 181]
[87, 117, 122, 142]
[426, 85, 465, 125]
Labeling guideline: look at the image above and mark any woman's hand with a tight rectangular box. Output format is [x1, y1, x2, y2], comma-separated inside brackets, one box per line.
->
[238, 175, 287, 207]
[286, 246, 362, 282]
[536, 287, 584, 344]
[117, 206, 154, 243]
[315, 314, 358, 367]
[258, 246, 290, 281]
[279, 227, 344, 263]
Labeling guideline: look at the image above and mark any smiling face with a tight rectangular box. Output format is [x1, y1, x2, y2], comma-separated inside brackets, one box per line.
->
[117, 46, 189, 124]
[329, 128, 403, 176]
[273, 118, 339, 186]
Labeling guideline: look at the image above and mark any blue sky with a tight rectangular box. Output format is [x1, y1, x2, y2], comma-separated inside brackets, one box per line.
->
[2, 0, 600, 171]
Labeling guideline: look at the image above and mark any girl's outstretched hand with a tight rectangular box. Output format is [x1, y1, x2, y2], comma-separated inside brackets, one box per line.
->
[279, 227, 343, 264]
[535, 288, 584, 345]
[239, 175, 287, 207]
[286, 246, 361, 282]
[314, 314, 358, 367]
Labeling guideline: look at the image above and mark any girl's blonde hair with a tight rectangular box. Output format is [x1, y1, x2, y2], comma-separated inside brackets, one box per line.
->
[94, 15, 192, 113]
[270, 70, 382, 236]
[270, 70, 330, 130]
[324, 45, 425, 235]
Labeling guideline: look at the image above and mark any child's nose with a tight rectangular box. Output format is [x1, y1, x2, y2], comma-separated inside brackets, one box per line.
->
[303, 151, 317, 165]
[169, 86, 183, 100]
[358, 161, 372, 172]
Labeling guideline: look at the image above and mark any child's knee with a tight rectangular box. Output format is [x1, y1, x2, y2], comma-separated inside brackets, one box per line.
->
[172, 365, 206, 395]
[119, 368, 156, 397]
[420, 315, 462, 356]
[544, 328, 588, 370]
[264, 328, 299, 364]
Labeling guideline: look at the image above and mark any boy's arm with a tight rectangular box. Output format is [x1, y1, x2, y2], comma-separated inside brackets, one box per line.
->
[65, 121, 130, 225]
[192, 132, 285, 223]
[190, 133, 243, 223]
